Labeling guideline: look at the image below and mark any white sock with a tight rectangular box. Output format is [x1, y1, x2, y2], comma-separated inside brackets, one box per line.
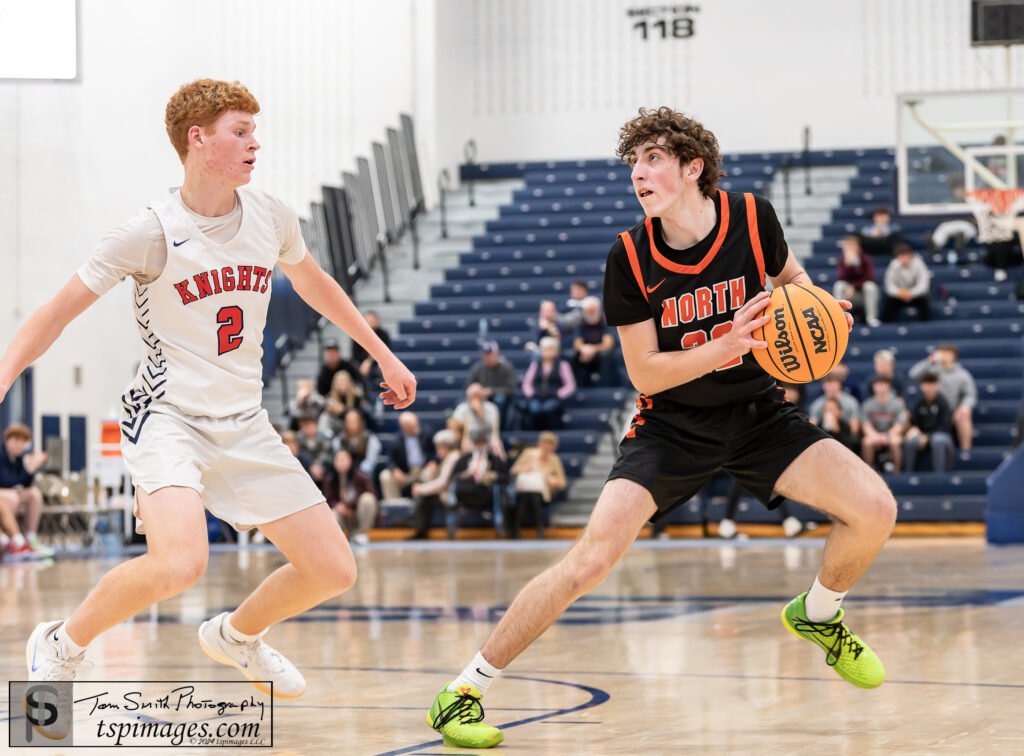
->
[0, 533, 9, 548]
[222, 613, 262, 644]
[804, 575, 847, 622]
[447, 651, 502, 696]
[26, 531, 37, 540]
[12, 533, 25, 547]
[55, 622, 87, 658]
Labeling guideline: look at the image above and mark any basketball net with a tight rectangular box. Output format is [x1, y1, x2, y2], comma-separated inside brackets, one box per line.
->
[965, 187, 1024, 245]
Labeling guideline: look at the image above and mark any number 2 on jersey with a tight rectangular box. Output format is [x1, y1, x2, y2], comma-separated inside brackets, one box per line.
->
[217, 306, 244, 355]
[680, 322, 742, 370]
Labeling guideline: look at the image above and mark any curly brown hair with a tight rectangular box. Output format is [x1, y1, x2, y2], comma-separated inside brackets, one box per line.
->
[616, 107, 723, 197]
[165, 79, 260, 163]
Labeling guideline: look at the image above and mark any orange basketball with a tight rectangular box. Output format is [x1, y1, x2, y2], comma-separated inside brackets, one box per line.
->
[751, 283, 848, 384]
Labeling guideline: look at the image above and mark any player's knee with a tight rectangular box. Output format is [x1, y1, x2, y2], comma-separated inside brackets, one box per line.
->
[320, 553, 358, 596]
[861, 487, 897, 535]
[160, 550, 208, 594]
[566, 546, 616, 594]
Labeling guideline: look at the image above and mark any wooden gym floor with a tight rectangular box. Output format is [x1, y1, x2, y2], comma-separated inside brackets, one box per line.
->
[3, 536, 1024, 755]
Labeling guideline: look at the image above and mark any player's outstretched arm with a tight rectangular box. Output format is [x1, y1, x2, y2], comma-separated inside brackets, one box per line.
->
[617, 291, 772, 396]
[0, 274, 99, 404]
[279, 252, 416, 409]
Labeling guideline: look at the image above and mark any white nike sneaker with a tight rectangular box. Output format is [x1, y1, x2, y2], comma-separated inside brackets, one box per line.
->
[198, 612, 306, 698]
[26, 620, 87, 681]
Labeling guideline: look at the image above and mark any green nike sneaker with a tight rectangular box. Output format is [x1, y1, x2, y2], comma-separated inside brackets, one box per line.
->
[781, 592, 885, 689]
[427, 682, 504, 748]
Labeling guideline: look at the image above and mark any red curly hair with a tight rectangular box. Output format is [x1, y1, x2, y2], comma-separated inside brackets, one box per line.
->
[617, 107, 724, 197]
[165, 79, 260, 163]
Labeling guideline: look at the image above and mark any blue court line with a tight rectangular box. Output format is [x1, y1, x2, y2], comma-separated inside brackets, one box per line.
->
[372, 674, 610, 756]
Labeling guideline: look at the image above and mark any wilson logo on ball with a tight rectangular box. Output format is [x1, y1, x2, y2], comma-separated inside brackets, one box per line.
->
[772, 307, 802, 374]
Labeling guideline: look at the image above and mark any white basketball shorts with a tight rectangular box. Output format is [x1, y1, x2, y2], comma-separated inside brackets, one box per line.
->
[121, 405, 325, 533]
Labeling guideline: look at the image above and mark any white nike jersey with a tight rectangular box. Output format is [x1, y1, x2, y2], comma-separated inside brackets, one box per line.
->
[121, 187, 278, 434]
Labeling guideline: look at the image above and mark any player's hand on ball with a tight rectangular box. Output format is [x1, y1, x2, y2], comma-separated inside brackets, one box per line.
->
[836, 298, 855, 331]
[379, 358, 417, 409]
[727, 290, 773, 354]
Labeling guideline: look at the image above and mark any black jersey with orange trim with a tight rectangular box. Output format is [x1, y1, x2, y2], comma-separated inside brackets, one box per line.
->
[603, 190, 789, 408]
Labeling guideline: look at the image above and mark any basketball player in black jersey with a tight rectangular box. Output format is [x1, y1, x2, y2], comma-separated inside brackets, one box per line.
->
[427, 108, 896, 749]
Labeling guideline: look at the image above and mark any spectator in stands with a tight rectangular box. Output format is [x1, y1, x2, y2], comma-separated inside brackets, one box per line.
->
[860, 206, 901, 258]
[860, 349, 903, 399]
[379, 411, 434, 501]
[452, 383, 505, 459]
[0, 424, 49, 559]
[446, 416, 466, 451]
[280, 430, 311, 473]
[297, 414, 332, 488]
[521, 336, 577, 431]
[818, 396, 861, 453]
[318, 370, 366, 437]
[285, 378, 326, 431]
[408, 429, 461, 540]
[882, 243, 931, 322]
[334, 408, 384, 482]
[903, 372, 955, 472]
[315, 337, 364, 398]
[525, 300, 563, 355]
[926, 216, 976, 266]
[860, 375, 909, 473]
[560, 280, 590, 331]
[982, 232, 1022, 283]
[508, 431, 566, 539]
[322, 449, 377, 546]
[832, 361, 862, 401]
[909, 343, 977, 450]
[572, 296, 617, 387]
[452, 428, 508, 536]
[465, 341, 517, 429]
[833, 235, 881, 327]
[351, 310, 391, 381]
[808, 373, 862, 435]
[779, 382, 805, 410]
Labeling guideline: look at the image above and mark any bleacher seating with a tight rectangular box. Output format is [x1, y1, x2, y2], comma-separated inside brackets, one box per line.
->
[378, 146, 1020, 527]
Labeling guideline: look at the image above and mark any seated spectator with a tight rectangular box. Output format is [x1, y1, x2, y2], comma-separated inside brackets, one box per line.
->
[818, 396, 861, 453]
[860, 206, 901, 258]
[408, 429, 461, 540]
[351, 310, 391, 380]
[860, 349, 903, 399]
[280, 430, 312, 473]
[508, 431, 566, 539]
[316, 337, 364, 398]
[572, 296, 617, 387]
[860, 376, 909, 473]
[296, 414, 333, 488]
[465, 341, 517, 429]
[779, 382, 805, 409]
[451, 428, 508, 535]
[446, 416, 466, 451]
[521, 336, 576, 430]
[285, 378, 326, 431]
[903, 372, 955, 472]
[0, 424, 49, 559]
[882, 243, 931, 322]
[560, 280, 589, 331]
[334, 408, 384, 482]
[909, 343, 977, 450]
[982, 232, 1022, 283]
[926, 217, 976, 265]
[808, 373, 862, 435]
[525, 300, 564, 355]
[832, 361, 861, 401]
[318, 370, 367, 437]
[322, 449, 378, 546]
[833, 235, 880, 327]
[452, 383, 505, 459]
[379, 411, 434, 501]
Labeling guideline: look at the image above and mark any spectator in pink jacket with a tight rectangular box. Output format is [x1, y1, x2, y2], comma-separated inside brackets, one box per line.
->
[832, 235, 880, 327]
[521, 337, 577, 430]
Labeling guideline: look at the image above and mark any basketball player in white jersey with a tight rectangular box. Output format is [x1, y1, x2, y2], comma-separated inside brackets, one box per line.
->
[0, 79, 416, 699]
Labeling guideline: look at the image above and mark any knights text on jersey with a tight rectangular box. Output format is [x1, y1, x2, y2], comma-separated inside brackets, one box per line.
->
[602, 190, 788, 407]
[121, 187, 279, 436]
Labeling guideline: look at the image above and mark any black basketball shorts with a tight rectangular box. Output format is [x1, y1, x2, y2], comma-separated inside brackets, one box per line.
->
[607, 389, 830, 522]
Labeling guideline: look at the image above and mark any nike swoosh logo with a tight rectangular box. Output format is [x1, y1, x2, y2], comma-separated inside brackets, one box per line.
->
[646, 279, 666, 293]
[172, 239, 189, 247]
[475, 667, 493, 678]
[217, 635, 247, 668]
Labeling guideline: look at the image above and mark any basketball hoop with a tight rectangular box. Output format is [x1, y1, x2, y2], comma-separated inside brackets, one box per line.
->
[966, 187, 1024, 244]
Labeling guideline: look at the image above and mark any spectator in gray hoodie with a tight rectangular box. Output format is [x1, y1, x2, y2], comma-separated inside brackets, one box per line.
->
[909, 343, 977, 450]
[882, 244, 931, 322]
